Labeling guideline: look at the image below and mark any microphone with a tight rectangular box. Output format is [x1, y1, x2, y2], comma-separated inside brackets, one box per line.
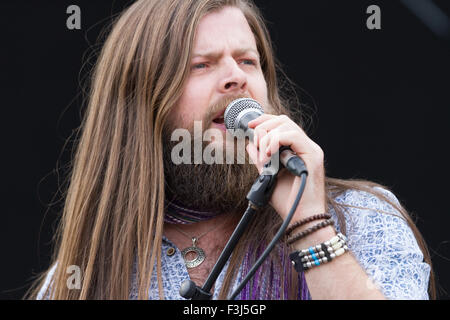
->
[224, 98, 308, 177]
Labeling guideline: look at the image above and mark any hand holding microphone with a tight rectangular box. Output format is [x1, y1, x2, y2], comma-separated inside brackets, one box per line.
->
[224, 98, 327, 221]
[180, 98, 327, 300]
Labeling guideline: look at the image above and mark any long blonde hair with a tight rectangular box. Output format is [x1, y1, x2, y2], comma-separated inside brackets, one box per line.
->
[26, 0, 436, 299]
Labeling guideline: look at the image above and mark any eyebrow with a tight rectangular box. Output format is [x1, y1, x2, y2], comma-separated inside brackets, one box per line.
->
[192, 48, 260, 60]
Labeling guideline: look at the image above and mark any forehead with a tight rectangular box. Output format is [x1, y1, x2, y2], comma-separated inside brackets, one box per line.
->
[193, 6, 258, 54]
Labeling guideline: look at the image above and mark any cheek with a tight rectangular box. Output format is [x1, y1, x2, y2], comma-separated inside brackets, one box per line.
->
[251, 74, 269, 108]
[174, 79, 212, 125]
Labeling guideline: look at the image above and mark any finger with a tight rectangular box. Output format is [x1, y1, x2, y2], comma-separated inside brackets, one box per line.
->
[266, 122, 314, 155]
[273, 130, 318, 157]
[258, 123, 290, 156]
[258, 130, 273, 163]
[253, 127, 268, 151]
[246, 143, 263, 174]
[267, 134, 281, 158]
[252, 115, 293, 133]
[248, 114, 277, 128]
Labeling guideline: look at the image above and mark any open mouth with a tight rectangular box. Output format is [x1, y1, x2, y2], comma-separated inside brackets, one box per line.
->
[212, 109, 226, 126]
[213, 115, 225, 125]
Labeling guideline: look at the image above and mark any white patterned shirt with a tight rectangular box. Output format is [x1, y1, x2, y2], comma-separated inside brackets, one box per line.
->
[38, 187, 430, 300]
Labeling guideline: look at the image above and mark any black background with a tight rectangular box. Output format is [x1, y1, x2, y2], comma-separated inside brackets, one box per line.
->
[1, 1, 449, 299]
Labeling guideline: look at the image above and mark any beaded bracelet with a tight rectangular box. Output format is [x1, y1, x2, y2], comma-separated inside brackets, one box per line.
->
[286, 219, 335, 245]
[298, 232, 347, 256]
[289, 233, 349, 273]
[285, 213, 332, 237]
[300, 239, 346, 264]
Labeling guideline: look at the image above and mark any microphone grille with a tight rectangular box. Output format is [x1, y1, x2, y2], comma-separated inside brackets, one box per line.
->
[224, 98, 263, 130]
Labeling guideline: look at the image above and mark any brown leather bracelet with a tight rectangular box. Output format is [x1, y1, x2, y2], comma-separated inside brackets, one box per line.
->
[285, 213, 332, 237]
[286, 218, 335, 245]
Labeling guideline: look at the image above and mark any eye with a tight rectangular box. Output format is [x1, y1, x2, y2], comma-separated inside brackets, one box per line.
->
[192, 63, 208, 70]
[240, 59, 257, 66]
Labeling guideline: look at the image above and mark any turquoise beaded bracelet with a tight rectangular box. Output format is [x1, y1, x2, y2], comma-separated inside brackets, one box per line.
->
[290, 232, 349, 272]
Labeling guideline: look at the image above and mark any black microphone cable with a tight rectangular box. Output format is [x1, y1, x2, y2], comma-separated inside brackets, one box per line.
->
[227, 171, 308, 300]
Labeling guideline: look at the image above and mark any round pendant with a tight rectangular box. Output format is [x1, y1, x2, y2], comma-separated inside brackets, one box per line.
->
[181, 246, 206, 269]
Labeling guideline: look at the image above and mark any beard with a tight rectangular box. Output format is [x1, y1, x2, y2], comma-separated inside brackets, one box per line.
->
[162, 96, 260, 216]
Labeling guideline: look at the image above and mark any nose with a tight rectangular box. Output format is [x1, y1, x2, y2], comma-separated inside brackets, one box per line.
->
[219, 58, 247, 94]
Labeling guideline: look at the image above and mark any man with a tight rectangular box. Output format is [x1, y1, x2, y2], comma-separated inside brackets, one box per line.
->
[30, 0, 433, 300]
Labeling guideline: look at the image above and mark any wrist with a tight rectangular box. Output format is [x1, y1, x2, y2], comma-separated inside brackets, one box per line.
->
[289, 230, 349, 273]
[290, 224, 337, 251]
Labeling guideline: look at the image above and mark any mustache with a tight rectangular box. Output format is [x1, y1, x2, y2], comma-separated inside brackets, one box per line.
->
[165, 94, 256, 135]
[203, 94, 251, 129]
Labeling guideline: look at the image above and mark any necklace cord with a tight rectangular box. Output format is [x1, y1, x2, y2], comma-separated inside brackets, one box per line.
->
[172, 216, 231, 242]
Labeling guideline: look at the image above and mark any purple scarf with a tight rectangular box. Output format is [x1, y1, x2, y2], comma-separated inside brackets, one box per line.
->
[165, 201, 311, 300]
